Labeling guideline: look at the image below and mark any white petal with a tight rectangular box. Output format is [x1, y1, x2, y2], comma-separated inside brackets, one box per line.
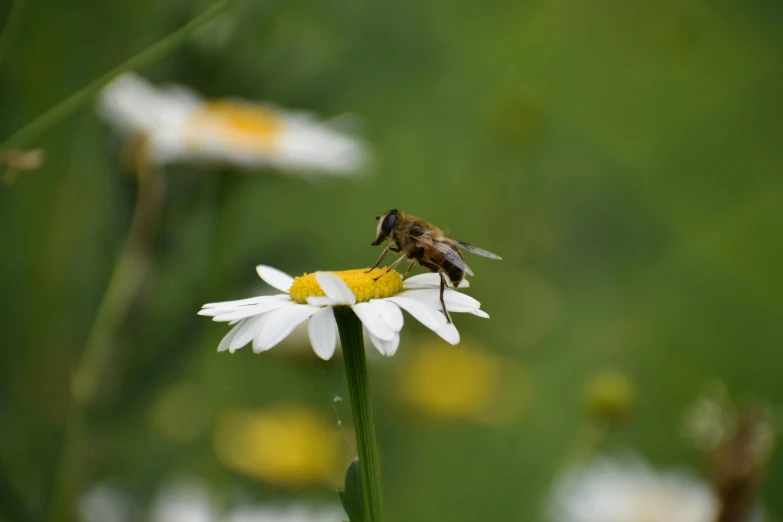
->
[368, 330, 400, 356]
[436, 322, 460, 345]
[369, 299, 404, 331]
[351, 302, 395, 341]
[397, 288, 482, 314]
[403, 273, 469, 289]
[211, 299, 294, 322]
[471, 309, 490, 319]
[229, 314, 270, 352]
[252, 305, 319, 353]
[217, 320, 245, 352]
[256, 265, 294, 293]
[306, 296, 342, 306]
[308, 307, 337, 360]
[386, 296, 447, 333]
[202, 294, 283, 310]
[315, 272, 357, 305]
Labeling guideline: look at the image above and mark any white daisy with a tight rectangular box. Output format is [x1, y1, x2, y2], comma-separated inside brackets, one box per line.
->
[548, 455, 718, 522]
[98, 73, 369, 173]
[198, 266, 488, 359]
[227, 504, 346, 522]
[81, 480, 344, 522]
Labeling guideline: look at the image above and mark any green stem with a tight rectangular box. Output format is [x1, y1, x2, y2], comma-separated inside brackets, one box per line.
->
[0, 0, 240, 150]
[72, 153, 165, 404]
[46, 155, 164, 522]
[0, 0, 27, 64]
[334, 308, 383, 522]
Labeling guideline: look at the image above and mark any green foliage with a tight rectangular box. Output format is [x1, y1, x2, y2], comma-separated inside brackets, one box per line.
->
[1, 0, 782, 520]
[338, 459, 364, 522]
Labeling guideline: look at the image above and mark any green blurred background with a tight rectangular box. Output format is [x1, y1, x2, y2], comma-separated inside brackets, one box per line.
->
[1, 0, 782, 520]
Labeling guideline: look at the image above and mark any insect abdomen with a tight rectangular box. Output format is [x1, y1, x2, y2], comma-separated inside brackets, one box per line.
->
[421, 244, 464, 286]
[442, 257, 464, 286]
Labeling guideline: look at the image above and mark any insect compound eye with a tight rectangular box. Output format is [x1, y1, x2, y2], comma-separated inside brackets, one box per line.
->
[381, 213, 397, 236]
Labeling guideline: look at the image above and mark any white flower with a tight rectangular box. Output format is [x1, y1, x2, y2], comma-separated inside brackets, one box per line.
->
[98, 73, 369, 173]
[151, 481, 343, 522]
[548, 456, 718, 522]
[227, 504, 346, 522]
[79, 483, 134, 522]
[198, 266, 488, 359]
[81, 480, 344, 522]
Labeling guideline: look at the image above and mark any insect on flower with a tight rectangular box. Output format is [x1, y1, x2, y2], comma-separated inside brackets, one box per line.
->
[199, 265, 489, 359]
[369, 209, 502, 322]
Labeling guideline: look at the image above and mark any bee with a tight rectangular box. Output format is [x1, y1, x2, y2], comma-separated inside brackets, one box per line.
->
[369, 209, 501, 323]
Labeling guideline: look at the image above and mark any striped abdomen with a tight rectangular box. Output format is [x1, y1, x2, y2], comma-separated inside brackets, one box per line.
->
[420, 243, 464, 286]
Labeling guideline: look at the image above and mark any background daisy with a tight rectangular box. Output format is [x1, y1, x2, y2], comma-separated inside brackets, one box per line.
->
[99, 73, 369, 173]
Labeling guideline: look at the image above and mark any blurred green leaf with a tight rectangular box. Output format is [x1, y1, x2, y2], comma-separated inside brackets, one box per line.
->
[338, 459, 363, 522]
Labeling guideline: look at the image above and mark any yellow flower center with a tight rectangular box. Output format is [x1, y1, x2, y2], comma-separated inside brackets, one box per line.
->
[288, 268, 404, 304]
[185, 100, 283, 151]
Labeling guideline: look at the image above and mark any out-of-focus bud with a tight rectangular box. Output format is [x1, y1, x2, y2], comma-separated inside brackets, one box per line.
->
[582, 369, 637, 427]
[684, 382, 777, 522]
[1, 148, 45, 184]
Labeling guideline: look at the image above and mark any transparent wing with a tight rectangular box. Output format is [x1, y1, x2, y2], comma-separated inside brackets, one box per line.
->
[443, 237, 502, 260]
[411, 235, 474, 276]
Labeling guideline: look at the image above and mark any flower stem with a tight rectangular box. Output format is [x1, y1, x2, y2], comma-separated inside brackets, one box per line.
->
[45, 153, 164, 522]
[0, 0, 241, 150]
[0, 0, 27, 65]
[334, 307, 383, 522]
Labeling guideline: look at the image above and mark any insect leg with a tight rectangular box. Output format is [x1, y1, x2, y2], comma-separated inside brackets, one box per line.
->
[373, 254, 407, 280]
[438, 271, 453, 324]
[365, 246, 390, 273]
[402, 261, 416, 279]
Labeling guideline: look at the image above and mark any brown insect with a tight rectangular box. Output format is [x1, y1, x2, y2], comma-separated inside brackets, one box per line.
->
[369, 209, 501, 322]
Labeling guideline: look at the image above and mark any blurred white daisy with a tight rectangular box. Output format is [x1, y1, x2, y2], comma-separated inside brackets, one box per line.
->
[152, 481, 344, 522]
[98, 73, 369, 173]
[198, 266, 488, 359]
[79, 482, 134, 522]
[548, 456, 718, 522]
[227, 504, 346, 522]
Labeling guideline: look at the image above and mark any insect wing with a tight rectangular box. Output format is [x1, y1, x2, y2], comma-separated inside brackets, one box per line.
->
[411, 235, 474, 276]
[443, 237, 502, 260]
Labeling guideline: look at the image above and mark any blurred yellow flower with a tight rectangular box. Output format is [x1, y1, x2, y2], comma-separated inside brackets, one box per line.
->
[98, 74, 369, 173]
[394, 339, 527, 424]
[213, 403, 348, 487]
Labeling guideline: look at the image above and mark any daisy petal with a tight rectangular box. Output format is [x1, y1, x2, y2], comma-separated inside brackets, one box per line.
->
[229, 314, 270, 351]
[397, 288, 482, 314]
[367, 330, 400, 356]
[306, 296, 342, 306]
[386, 296, 447, 333]
[436, 322, 460, 345]
[256, 265, 294, 293]
[315, 272, 357, 305]
[403, 273, 470, 289]
[211, 299, 294, 322]
[202, 295, 282, 309]
[252, 305, 319, 353]
[369, 299, 404, 331]
[308, 307, 337, 360]
[217, 320, 245, 352]
[351, 302, 395, 341]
